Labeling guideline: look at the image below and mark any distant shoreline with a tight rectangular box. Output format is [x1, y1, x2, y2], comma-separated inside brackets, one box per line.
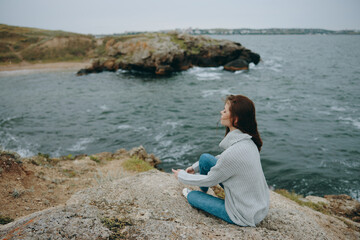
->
[0, 61, 91, 73]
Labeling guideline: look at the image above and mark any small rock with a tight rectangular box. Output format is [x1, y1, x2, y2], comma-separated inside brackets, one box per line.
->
[129, 146, 161, 167]
[224, 58, 249, 71]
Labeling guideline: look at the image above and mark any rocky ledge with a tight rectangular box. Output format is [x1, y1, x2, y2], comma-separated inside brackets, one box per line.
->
[1, 148, 359, 239]
[77, 32, 260, 76]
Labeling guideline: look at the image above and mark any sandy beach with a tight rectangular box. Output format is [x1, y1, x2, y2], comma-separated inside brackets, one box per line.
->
[0, 61, 92, 75]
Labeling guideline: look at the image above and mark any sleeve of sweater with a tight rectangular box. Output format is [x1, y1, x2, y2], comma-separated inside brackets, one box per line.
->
[191, 154, 220, 173]
[178, 151, 237, 187]
[191, 161, 199, 173]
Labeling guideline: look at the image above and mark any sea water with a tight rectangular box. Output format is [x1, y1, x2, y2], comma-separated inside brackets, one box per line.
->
[1, 35, 359, 199]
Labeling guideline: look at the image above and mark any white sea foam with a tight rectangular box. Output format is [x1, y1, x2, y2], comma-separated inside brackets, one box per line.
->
[154, 132, 165, 142]
[339, 117, 360, 129]
[163, 120, 181, 129]
[349, 189, 360, 201]
[170, 144, 194, 159]
[196, 72, 221, 80]
[167, 143, 194, 162]
[135, 126, 149, 132]
[159, 140, 173, 147]
[52, 147, 63, 158]
[67, 137, 94, 152]
[188, 66, 223, 73]
[99, 105, 109, 111]
[0, 116, 18, 125]
[187, 67, 223, 81]
[117, 69, 129, 74]
[117, 124, 132, 129]
[16, 148, 35, 157]
[201, 89, 231, 98]
[331, 106, 346, 112]
[234, 70, 246, 74]
[0, 132, 38, 157]
[258, 58, 283, 72]
[6, 132, 19, 143]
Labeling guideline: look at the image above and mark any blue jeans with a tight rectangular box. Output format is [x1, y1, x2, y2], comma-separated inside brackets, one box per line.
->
[198, 153, 224, 193]
[187, 153, 234, 224]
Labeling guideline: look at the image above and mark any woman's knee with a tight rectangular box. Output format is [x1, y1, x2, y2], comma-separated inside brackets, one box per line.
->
[199, 153, 213, 166]
[187, 191, 205, 208]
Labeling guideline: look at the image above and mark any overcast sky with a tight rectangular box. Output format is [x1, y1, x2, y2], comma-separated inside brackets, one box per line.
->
[0, 0, 359, 34]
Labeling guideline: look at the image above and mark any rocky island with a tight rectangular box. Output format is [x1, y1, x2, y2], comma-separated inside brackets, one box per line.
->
[0, 148, 359, 239]
[76, 32, 260, 76]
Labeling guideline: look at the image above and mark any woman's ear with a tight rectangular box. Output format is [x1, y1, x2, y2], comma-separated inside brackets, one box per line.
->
[234, 116, 239, 126]
[232, 116, 239, 127]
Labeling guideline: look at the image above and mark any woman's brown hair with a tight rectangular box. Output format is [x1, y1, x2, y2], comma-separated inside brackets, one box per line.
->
[225, 95, 263, 152]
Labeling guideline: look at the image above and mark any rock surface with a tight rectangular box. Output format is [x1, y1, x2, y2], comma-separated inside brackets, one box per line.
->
[77, 32, 261, 76]
[128, 145, 161, 168]
[1, 169, 359, 239]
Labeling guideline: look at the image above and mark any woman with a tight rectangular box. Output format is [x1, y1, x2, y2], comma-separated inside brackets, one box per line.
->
[172, 95, 269, 227]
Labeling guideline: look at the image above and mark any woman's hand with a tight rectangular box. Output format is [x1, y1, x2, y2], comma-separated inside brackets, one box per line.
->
[172, 169, 182, 180]
[186, 166, 195, 174]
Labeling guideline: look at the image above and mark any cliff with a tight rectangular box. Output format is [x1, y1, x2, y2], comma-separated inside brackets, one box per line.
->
[0, 148, 359, 239]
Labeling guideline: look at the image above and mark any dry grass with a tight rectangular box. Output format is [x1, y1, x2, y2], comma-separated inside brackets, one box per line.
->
[0, 24, 95, 64]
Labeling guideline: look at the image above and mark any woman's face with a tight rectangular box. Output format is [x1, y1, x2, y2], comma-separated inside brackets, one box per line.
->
[220, 102, 233, 128]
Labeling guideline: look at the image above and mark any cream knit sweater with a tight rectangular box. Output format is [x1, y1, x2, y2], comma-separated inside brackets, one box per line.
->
[178, 129, 269, 226]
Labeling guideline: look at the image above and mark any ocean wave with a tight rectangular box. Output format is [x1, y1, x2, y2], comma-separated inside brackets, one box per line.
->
[117, 124, 132, 129]
[187, 66, 223, 73]
[349, 189, 360, 201]
[0, 132, 37, 157]
[52, 147, 63, 158]
[0, 116, 16, 125]
[234, 70, 247, 74]
[201, 89, 231, 98]
[0, 116, 24, 127]
[331, 106, 346, 112]
[170, 144, 195, 159]
[135, 126, 149, 132]
[154, 132, 165, 142]
[196, 72, 221, 81]
[318, 111, 331, 115]
[99, 105, 109, 111]
[187, 67, 223, 81]
[67, 137, 94, 152]
[255, 58, 283, 72]
[159, 140, 173, 147]
[163, 120, 182, 129]
[16, 148, 35, 157]
[339, 116, 360, 129]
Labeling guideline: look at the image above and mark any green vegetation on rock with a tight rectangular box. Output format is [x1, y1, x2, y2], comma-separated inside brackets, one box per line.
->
[275, 189, 330, 215]
[122, 156, 154, 172]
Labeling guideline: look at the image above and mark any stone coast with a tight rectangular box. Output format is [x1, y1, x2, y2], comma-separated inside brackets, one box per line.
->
[0, 148, 359, 239]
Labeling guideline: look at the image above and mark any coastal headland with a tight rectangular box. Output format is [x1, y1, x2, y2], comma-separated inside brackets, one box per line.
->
[0, 24, 260, 75]
[0, 148, 359, 239]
